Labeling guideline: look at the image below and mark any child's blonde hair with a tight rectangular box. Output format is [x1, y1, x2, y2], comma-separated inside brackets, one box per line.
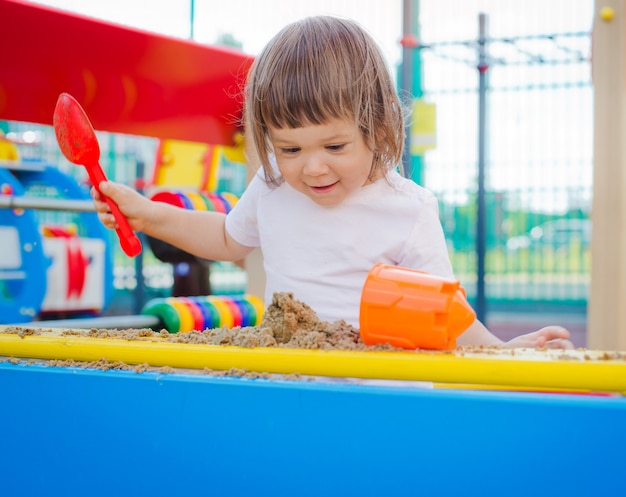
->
[245, 16, 405, 186]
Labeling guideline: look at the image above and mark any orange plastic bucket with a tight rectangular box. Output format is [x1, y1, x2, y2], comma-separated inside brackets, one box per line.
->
[359, 263, 476, 350]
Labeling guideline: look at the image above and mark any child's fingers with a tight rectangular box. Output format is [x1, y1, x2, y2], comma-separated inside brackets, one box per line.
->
[543, 338, 575, 350]
[97, 211, 118, 230]
[90, 184, 117, 229]
[534, 327, 573, 349]
[90, 185, 102, 202]
[503, 326, 573, 349]
[536, 325, 570, 341]
[98, 180, 128, 204]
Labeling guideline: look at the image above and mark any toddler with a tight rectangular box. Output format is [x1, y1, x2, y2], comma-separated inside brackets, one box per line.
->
[93, 16, 572, 349]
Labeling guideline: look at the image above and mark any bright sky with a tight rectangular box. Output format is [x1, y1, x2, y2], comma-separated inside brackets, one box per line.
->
[27, 0, 594, 68]
[29, 0, 404, 65]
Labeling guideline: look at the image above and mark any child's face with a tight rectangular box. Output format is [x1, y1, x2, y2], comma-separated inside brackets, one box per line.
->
[268, 118, 377, 206]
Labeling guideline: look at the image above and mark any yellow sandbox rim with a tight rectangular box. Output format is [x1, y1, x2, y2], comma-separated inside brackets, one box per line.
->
[1, 332, 625, 393]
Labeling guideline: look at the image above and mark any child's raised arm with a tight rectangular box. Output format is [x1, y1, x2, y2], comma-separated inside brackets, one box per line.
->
[91, 181, 252, 263]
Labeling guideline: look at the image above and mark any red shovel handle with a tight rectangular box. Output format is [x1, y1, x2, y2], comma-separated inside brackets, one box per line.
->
[87, 162, 142, 257]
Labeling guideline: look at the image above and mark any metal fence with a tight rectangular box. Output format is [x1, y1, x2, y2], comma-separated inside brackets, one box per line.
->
[413, 12, 592, 318]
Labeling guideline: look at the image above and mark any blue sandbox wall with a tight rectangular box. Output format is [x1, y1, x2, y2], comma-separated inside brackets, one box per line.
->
[0, 363, 624, 496]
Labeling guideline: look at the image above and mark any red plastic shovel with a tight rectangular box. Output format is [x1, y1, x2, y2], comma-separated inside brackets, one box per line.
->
[53, 93, 142, 257]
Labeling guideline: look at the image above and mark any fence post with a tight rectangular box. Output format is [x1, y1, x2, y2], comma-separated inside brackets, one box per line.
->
[475, 13, 488, 324]
[401, 0, 416, 177]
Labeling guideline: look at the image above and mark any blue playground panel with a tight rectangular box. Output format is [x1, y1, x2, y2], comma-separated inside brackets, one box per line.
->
[14, 164, 114, 308]
[0, 362, 624, 497]
[0, 162, 114, 323]
[0, 167, 47, 322]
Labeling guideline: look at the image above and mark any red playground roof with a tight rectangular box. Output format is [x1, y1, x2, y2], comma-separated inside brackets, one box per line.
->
[0, 0, 255, 145]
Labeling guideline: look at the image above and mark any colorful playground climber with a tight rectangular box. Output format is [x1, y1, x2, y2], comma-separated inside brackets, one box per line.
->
[150, 190, 238, 213]
[141, 294, 265, 333]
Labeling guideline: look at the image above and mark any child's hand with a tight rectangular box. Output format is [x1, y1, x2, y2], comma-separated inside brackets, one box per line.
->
[91, 181, 153, 233]
[503, 326, 574, 349]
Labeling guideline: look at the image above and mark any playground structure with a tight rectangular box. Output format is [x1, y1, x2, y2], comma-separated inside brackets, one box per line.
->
[0, 1, 625, 496]
[0, 127, 250, 327]
[0, 137, 113, 323]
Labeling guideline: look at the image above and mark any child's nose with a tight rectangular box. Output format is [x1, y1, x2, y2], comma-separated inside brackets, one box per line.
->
[303, 156, 328, 175]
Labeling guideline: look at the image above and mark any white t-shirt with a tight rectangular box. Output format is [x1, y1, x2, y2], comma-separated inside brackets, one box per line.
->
[225, 168, 454, 327]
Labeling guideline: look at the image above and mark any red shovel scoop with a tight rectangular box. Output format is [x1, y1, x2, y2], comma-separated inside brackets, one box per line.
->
[53, 93, 142, 257]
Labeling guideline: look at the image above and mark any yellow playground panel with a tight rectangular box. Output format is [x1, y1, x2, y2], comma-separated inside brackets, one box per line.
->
[151, 132, 246, 192]
[0, 132, 20, 162]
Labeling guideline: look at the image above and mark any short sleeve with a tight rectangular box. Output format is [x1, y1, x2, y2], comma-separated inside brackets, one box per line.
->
[224, 172, 264, 248]
[398, 189, 455, 279]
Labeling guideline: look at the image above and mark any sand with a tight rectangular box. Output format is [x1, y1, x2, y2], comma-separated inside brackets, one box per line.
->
[0, 292, 397, 379]
[1, 292, 625, 380]
[2, 292, 397, 350]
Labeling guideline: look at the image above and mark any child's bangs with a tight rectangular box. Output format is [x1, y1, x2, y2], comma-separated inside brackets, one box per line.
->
[259, 69, 355, 130]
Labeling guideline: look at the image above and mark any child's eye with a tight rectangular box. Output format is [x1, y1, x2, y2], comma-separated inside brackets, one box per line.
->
[326, 144, 345, 151]
[280, 147, 300, 154]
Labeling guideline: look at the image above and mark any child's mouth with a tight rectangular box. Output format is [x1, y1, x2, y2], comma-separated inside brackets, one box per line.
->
[310, 181, 339, 194]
